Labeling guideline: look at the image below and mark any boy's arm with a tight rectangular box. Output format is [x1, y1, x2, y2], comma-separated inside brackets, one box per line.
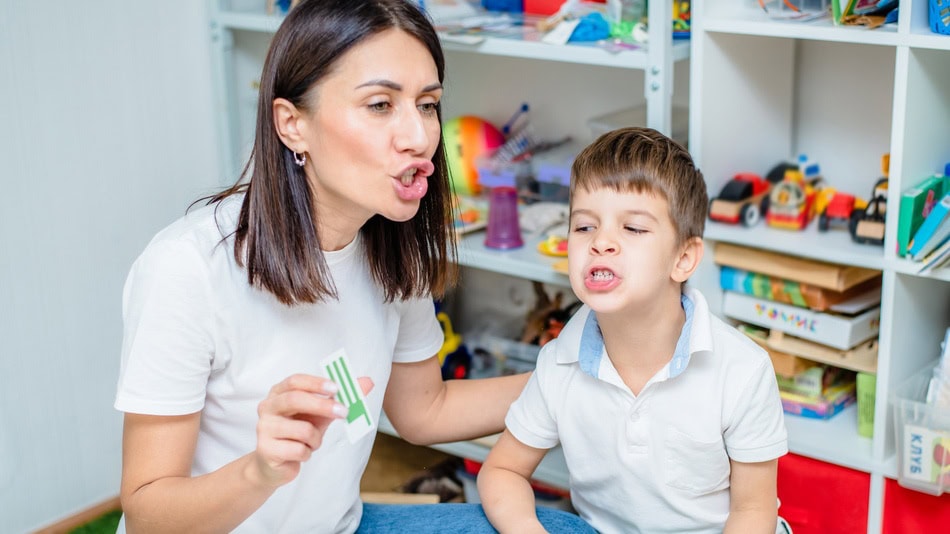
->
[723, 458, 779, 534]
[478, 429, 549, 534]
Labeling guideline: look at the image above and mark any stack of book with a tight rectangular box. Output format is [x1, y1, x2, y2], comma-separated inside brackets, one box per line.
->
[897, 168, 950, 274]
[714, 243, 883, 422]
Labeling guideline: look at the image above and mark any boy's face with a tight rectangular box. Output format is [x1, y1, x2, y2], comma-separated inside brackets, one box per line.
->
[567, 186, 686, 317]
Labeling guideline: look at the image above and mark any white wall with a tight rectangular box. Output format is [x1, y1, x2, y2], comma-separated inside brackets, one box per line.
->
[0, 2, 222, 530]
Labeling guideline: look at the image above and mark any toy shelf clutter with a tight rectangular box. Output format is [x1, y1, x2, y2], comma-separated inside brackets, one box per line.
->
[690, 1, 950, 532]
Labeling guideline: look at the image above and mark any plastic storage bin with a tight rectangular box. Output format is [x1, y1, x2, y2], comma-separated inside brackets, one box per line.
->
[891, 363, 950, 496]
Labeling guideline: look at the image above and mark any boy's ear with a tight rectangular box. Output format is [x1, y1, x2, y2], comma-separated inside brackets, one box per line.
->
[272, 97, 308, 153]
[671, 237, 704, 283]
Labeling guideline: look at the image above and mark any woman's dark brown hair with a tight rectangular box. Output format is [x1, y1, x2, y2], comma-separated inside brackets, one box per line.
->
[207, 0, 455, 305]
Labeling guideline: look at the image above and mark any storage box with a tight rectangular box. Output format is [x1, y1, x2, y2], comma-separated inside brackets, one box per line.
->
[882, 478, 950, 533]
[587, 104, 689, 147]
[891, 363, 950, 496]
[531, 142, 582, 204]
[777, 453, 870, 534]
[931, 0, 950, 35]
[722, 291, 880, 350]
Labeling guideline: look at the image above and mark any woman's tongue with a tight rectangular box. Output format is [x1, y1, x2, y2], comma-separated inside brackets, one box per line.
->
[394, 172, 428, 201]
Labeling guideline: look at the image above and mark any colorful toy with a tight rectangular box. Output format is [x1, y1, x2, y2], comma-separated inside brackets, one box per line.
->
[436, 309, 471, 380]
[708, 172, 772, 226]
[537, 234, 568, 257]
[766, 169, 817, 230]
[816, 190, 863, 233]
[851, 162, 890, 246]
[443, 116, 506, 196]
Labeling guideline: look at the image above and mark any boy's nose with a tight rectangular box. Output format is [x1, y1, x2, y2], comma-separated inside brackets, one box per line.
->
[591, 234, 618, 255]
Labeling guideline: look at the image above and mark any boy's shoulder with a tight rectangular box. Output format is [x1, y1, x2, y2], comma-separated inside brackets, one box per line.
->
[686, 286, 769, 367]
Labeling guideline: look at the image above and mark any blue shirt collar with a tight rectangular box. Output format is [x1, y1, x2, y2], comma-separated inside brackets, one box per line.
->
[576, 293, 695, 380]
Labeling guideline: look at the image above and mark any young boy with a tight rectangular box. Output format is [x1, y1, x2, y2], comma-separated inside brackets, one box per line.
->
[478, 127, 788, 534]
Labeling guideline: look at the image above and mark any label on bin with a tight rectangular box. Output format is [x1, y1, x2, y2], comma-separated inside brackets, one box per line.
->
[901, 424, 950, 489]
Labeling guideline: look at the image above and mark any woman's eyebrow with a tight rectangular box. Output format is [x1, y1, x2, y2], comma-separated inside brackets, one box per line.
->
[355, 79, 442, 93]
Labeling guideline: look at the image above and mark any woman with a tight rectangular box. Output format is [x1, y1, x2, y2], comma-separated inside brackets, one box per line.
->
[115, 1, 593, 532]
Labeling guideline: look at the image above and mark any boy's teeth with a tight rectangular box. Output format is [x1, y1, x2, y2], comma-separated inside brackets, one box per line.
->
[592, 270, 614, 280]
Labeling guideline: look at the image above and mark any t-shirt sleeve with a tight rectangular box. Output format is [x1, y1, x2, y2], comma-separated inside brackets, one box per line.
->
[724, 355, 789, 463]
[391, 296, 443, 364]
[504, 343, 559, 450]
[114, 238, 215, 416]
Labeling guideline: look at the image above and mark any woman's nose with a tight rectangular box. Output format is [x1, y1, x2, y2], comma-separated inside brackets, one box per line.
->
[394, 106, 430, 155]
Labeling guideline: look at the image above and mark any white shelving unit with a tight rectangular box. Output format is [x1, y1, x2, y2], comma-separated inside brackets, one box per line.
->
[206, 0, 687, 491]
[689, 2, 950, 532]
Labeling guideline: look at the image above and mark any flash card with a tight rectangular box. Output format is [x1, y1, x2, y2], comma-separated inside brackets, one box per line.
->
[322, 349, 374, 443]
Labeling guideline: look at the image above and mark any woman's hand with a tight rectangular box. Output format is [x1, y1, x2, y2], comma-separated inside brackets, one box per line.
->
[251, 374, 374, 488]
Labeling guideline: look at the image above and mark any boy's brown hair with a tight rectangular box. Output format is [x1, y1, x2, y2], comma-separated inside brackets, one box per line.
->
[570, 127, 708, 245]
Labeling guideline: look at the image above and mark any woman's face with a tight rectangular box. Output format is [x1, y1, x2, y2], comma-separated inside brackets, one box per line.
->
[299, 28, 442, 249]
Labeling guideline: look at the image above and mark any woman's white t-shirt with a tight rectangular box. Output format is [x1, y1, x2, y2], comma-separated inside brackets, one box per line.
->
[114, 196, 443, 533]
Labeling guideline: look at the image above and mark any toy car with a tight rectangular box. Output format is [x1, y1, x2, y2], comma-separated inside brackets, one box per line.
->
[850, 178, 888, 246]
[817, 190, 858, 232]
[708, 172, 771, 226]
[766, 170, 817, 230]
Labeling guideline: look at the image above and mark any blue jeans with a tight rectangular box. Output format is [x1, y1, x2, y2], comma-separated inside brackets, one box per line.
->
[357, 503, 597, 533]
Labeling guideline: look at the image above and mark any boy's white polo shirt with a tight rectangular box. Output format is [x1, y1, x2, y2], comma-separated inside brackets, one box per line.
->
[506, 286, 787, 534]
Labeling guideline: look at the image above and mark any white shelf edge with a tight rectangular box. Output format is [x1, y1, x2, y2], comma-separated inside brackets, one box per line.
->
[705, 221, 887, 271]
[441, 37, 690, 69]
[456, 232, 572, 288]
[888, 256, 950, 282]
[703, 16, 901, 47]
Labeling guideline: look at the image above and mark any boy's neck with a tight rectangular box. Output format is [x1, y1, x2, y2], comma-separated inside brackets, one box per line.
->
[596, 289, 687, 395]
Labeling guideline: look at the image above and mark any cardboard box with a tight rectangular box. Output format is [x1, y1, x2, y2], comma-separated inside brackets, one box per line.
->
[722, 291, 880, 350]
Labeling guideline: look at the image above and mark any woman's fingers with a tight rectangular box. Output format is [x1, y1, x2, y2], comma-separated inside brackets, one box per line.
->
[252, 374, 375, 487]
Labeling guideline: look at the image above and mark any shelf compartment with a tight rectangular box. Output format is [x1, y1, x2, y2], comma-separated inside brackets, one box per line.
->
[213, 5, 689, 70]
[785, 403, 880, 473]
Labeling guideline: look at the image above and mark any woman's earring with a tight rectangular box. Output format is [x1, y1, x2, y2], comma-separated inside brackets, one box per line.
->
[293, 151, 307, 167]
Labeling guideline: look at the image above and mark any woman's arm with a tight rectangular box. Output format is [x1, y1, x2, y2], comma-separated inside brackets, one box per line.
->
[723, 458, 779, 534]
[477, 430, 548, 534]
[382, 356, 530, 445]
[120, 374, 364, 533]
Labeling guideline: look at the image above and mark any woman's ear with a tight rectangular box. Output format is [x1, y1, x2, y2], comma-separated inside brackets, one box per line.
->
[272, 97, 307, 153]
[671, 236, 704, 283]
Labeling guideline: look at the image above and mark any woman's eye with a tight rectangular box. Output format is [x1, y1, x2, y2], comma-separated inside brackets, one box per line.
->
[419, 102, 439, 115]
[369, 101, 391, 113]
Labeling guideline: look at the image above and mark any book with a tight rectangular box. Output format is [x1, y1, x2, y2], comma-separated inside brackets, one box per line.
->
[909, 192, 950, 261]
[780, 381, 856, 420]
[897, 174, 946, 258]
[713, 242, 881, 292]
[917, 238, 950, 276]
[719, 266, 881, 312]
